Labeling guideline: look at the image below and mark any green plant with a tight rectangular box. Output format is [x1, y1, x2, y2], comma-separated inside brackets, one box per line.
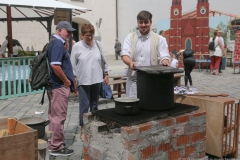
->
[217, 21, 236, 42]
[17, 50, 26, 57]
[17, 50, 35, 57]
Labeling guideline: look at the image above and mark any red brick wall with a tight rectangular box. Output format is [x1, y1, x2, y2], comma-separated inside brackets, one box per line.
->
[234, 30, 240, 62]
[83, 110, 207, 160]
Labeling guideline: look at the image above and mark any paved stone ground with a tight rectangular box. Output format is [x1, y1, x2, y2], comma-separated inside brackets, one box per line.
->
[1, 54, 240, 160]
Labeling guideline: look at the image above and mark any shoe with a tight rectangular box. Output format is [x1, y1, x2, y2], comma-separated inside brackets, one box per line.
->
[49, 143, 65, 152]
[50, 147, 74, 156]
[219, 71, 222, 73]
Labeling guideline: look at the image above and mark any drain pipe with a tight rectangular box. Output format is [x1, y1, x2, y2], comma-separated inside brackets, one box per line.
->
[116, 0, 118, 39]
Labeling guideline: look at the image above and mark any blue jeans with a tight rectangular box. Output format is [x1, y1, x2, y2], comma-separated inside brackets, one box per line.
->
[78, 83, 101, 126]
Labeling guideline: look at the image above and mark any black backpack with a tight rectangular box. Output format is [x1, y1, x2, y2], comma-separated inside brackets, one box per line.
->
[29, 38, 57, 104]
[208, 37, 218, 51]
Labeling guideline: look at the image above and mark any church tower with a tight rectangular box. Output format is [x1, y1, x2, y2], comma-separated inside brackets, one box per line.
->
[196, 0, 210, 54]
[169, 0, 182, 53]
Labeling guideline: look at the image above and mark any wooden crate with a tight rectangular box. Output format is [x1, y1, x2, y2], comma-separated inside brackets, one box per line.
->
[174, 95, 240, 158]
[0, 117, 38, 160]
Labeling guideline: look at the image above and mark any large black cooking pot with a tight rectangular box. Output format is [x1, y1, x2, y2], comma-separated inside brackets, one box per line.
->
[135, 66, 184, 111]
[19, 117, 50, 138]
[114, 97, 139, 115]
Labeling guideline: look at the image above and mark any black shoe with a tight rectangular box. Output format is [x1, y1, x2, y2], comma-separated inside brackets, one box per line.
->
[50, 147, 74, 156]
[219, 71, 222, 73]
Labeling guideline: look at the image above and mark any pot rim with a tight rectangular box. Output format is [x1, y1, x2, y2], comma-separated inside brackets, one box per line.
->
[19, 117, 46, 125]
[114, 97, 140, 103]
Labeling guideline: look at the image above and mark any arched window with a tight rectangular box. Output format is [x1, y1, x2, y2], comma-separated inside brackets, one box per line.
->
[175, 0, 178, 5]
[185, 38, 192, 49]
[202, 0, 205, 3]
[202, 32, 204, 36]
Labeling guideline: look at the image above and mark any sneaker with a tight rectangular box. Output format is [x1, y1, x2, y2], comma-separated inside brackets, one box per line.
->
[49, 143, 65, 152]
[50, 147, 74, 156]
[219, 71, 223, 73]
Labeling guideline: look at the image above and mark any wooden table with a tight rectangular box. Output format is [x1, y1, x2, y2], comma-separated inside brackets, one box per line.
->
[108, 79, 126, 97]
[109, 75, 126, 91]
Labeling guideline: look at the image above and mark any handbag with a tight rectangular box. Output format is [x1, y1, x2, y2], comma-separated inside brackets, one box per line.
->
[99, 82, 112, 99]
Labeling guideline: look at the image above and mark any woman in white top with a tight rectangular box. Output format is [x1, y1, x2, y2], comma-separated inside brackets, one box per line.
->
[209, 30, 225, 75]
[70, 24, 109, 140]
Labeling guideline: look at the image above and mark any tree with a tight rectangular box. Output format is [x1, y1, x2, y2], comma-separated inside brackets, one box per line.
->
[217, 21, 236, 43]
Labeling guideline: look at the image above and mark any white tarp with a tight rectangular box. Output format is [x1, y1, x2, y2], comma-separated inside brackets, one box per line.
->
[0, 0, 90, 19]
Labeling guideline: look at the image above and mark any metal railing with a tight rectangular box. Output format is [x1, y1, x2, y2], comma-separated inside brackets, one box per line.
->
[0, 56, 43, 99]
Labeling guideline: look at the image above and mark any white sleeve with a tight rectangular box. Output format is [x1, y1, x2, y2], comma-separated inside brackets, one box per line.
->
[158, 36, 170, 64]
[121, 34, 131, 57]
[97, 41, 110, 72]
[70, 43, 78, 76]
[0, 40, 8, 55]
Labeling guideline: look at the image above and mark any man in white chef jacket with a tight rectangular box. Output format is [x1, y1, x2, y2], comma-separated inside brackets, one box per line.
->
[121, 10, 170, 97]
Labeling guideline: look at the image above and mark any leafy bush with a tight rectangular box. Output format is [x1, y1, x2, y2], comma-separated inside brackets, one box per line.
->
[17, 50, 35, 57]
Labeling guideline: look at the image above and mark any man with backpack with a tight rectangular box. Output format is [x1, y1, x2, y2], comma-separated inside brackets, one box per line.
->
[47, 21, 75, 156]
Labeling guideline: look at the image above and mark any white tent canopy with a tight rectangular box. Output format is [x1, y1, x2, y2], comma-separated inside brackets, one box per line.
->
[0, 0, 90, 55]
[0, 0, 90, 19]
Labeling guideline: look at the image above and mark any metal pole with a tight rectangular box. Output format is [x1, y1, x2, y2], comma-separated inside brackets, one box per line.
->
[69, 9, 73, 54]
[6, 6, 13, 56]
[116, 0, 118, 39]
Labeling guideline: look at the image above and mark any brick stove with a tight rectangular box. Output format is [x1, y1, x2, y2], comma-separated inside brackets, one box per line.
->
[82, 109, 208, 160]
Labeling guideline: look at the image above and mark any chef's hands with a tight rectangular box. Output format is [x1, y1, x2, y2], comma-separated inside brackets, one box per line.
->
[161, 59, 170, 66]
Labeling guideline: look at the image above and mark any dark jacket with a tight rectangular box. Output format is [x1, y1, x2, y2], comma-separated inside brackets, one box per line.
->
[7, 39, 23, 51]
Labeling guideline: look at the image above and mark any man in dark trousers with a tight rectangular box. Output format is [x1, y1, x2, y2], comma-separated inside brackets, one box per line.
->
[114, 39, 122, 60]
[47, 21, 75, 157]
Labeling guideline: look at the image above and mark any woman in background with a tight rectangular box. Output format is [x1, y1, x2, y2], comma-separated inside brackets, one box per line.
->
[178, 49, 196, 87]
[209, 30, 225, 75]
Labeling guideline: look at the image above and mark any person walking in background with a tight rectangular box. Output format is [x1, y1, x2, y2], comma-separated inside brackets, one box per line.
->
[218, 30, 225, 73]
[159, 30, 169, 51]
[114, 39, 121, 60]
[47, 21, 75, 156]
[70, 24, 109, 141]
[178, 49, 196, 87]
[0, 36, 23, 57]
[209, 30, 225, 76]
[121, 10, 170, 97]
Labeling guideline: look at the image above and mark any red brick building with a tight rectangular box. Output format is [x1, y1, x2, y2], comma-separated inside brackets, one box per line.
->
[169, 0, 210, 54]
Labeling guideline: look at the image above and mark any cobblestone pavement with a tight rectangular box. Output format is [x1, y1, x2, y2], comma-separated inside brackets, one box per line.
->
[0, 54, 240, 159]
